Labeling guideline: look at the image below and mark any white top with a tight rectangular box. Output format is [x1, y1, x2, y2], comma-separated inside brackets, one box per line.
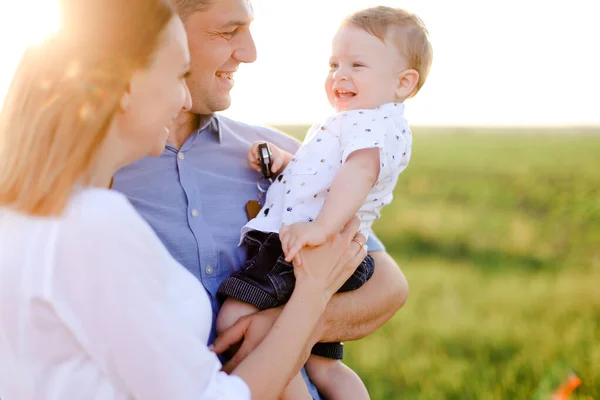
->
[0, 189, 249, 400]
[243, 102, 412, 240]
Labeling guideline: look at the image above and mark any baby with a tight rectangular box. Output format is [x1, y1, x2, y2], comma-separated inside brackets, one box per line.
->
[217, 6, 433, 399]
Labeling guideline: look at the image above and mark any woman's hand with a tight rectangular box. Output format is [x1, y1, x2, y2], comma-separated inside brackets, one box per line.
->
[211, 217, 367, 373]
[218, 216, 367, 399]
[293, 216, 367, 304]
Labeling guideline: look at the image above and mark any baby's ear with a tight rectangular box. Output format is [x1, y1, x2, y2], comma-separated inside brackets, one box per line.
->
[395, 69, 420, 100]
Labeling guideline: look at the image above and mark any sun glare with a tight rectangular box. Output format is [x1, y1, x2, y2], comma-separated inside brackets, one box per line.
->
[0, 1, 61, 104]
[26, 0, 62, 46]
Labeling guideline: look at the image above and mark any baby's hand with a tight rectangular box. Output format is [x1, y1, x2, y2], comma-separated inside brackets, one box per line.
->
[280, 222, 330, 266]
[248, 141, 286, 176]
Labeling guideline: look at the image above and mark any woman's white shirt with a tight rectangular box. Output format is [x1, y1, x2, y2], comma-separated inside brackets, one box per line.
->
[0, 188, 250, 400]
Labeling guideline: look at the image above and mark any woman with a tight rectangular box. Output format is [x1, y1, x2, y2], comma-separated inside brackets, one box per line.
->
[0, 0, 366, 399]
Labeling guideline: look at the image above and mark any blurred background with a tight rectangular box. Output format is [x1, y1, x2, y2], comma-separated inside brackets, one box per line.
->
[1, 0, 598, 398]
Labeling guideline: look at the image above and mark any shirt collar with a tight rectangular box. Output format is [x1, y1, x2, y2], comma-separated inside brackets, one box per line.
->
[197, 115, 222, 143]
[378, 102, 405, 115]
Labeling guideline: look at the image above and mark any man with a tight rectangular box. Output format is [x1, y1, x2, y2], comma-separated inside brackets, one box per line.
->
[112, 0, 409, 397]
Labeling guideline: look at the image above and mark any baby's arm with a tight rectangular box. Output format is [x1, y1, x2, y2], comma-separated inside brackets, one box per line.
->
[281, 148, 380, 263]
[315, 147, 380, 235]
[248, 141, 294, 176]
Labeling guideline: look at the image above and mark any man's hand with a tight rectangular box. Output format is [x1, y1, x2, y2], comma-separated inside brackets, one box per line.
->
[248, 141, 287, 176]
[212, 307, 283, 373]
[280, 221, 330, 265]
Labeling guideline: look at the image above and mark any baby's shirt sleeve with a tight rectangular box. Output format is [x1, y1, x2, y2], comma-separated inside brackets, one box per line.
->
[338, 109, 405, 181]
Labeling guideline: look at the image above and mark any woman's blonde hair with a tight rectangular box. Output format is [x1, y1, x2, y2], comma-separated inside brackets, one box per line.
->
[0, 0, 176, 216]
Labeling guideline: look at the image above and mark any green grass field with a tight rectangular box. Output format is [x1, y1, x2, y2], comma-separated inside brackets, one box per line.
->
[274, 125, 600, 399]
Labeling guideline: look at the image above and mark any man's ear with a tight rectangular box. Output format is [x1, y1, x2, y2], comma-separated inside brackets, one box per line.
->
[395, 69, 420, 100]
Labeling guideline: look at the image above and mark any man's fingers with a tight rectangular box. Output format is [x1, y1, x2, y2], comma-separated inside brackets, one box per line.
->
[247, 152, 261, 172]
[249, 162, 260, 172]
[210, 319, 248, 355]
[271, 156, 283, 173]
[339, 216, 361, 243]
[251, 143, 260, 159]
[248, 145, 258, 162]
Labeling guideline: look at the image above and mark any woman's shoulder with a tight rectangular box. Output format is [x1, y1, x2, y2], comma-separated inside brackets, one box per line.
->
[70, 186, 131, 208]
[67, 187, 139, 220]
[62, 188, 153, 241]
[57, 188, 174, 279]
[0, 188, 138, 231]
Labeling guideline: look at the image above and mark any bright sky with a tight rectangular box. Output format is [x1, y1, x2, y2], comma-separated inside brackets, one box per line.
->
[1, 0, 599, 126]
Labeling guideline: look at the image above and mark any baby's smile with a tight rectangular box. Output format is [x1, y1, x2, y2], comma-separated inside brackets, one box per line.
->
[334, 88, 356, 98]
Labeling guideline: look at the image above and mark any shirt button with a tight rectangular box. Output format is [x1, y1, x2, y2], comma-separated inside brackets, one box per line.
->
[191, 209, 199, 218]
[205, 266, 214, 275]
[178, 152, 185, 160]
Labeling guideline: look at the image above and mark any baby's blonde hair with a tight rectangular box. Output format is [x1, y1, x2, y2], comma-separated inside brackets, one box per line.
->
[0, 0, 176, 216]
[344, 6, 433, 97]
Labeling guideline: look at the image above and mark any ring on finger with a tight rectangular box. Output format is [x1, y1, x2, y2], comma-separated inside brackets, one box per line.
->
[352, 238, 365, 250]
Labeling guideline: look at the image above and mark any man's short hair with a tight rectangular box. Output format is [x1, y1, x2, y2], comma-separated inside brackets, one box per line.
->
[344, 6, 433, 97]
[174, 0, 213, 19]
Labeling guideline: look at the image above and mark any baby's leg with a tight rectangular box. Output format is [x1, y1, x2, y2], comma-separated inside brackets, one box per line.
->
[218, 300, 311, 400]
[306, 355, 369, 400]
[216, 298, 260, 336]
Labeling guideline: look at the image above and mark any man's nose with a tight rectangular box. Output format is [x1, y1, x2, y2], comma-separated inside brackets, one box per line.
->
[233, 29, 257, 64]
